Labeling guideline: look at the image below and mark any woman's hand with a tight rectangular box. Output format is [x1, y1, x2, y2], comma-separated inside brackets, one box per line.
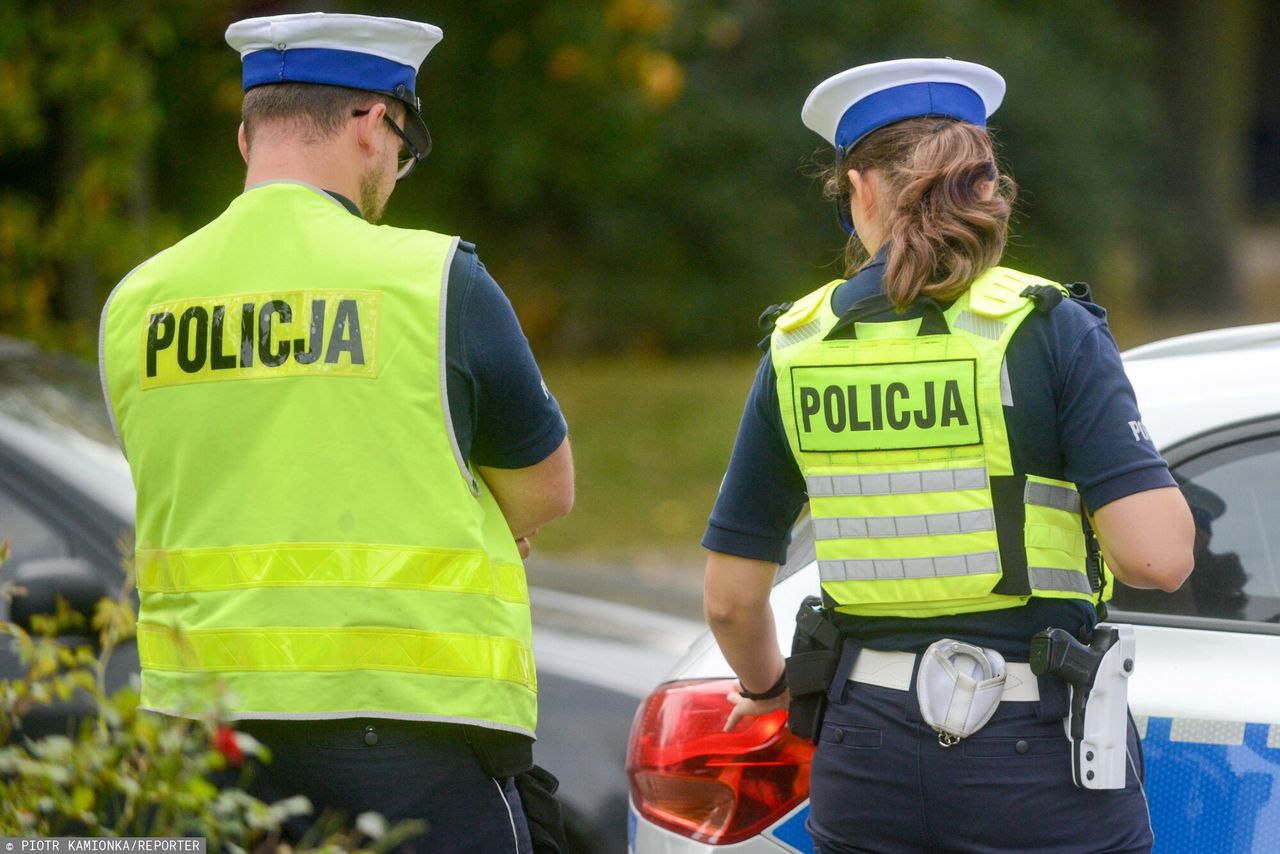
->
[724, 686, 791, 732]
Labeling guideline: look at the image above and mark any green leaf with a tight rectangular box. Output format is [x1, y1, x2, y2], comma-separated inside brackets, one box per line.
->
[73, 784, 95, 813]
[189, 776, 218, 801]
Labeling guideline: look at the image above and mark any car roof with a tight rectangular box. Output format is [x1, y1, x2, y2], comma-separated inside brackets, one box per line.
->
[0, 336, 134, 522]
[1123, 323, 1280, 450]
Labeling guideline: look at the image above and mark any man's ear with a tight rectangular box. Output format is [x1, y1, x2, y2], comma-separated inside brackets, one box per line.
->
[238, 123, 249, 164]
[353, 101, 388, 157]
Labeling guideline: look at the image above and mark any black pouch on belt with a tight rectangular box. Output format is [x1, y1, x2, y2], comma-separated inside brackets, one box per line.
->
[514, 765, 569, 854]
[466, 726, 535, 777]
[467, 728, 568, 852]
[785, 595, 843, 742]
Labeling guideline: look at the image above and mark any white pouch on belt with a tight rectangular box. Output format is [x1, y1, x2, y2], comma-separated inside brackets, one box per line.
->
[916, 639, 1007, 745]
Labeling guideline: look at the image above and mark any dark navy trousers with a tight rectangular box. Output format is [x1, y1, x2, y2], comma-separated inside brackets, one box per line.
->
[229, 718, 533, 854]
[807, 680, 1153, 854]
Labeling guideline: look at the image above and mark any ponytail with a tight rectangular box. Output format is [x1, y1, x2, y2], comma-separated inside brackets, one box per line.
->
[821, 117, 1015, 311]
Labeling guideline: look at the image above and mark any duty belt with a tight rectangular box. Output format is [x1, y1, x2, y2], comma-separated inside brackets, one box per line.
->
[848, 648, 1040, 701]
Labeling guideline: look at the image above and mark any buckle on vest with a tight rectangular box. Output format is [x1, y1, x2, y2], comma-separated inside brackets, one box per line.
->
[758, 301, 793, 334]
[1020, 285, 1064, 313]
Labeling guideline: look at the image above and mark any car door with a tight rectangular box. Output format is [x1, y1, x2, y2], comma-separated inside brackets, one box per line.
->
[1108, 415, 1280, 852]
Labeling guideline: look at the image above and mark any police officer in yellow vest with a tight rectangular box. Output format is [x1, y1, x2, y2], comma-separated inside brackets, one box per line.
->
[701, 59, 1195, 853]
[99, 12, 573, 852]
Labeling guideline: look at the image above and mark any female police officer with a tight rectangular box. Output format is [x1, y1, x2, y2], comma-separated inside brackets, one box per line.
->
[701, 59, 1194, 853]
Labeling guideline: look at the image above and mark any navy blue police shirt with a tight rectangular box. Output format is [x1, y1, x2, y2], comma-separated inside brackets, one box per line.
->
[702, 250, 1175, 657]
[444, 245, 567, 466]
[327, 191, 566, 468]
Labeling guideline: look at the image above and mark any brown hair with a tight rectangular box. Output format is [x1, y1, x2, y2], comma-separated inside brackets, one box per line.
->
[241, 83, 399, 149]
[821, 116, 1016, 311]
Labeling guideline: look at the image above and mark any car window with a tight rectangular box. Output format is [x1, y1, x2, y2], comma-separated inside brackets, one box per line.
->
[1110, 432, 1280, 624]
[0, 483, 72, 568]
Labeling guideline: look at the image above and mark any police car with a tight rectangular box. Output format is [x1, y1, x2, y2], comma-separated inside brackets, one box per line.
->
[626, 322, 1280, 853]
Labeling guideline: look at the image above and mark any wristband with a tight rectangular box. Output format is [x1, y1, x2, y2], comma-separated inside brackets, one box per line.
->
[738, 670, 787, 701]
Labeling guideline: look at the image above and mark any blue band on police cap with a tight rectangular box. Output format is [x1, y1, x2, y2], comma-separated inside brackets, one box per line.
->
[242, 47, 417, 96]
[835, 82, 986, 155]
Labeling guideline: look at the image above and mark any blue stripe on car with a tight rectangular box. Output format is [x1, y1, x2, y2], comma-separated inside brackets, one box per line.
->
[1143, 717, 1280, 853]
[768, 804, 815, 854]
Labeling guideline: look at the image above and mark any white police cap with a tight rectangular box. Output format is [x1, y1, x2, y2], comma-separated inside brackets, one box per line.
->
[227, 12, 442, 161]
[802, 58, 1005, 157]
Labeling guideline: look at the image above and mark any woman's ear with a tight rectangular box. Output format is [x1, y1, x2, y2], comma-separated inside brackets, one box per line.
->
[847, 168, 877, 220]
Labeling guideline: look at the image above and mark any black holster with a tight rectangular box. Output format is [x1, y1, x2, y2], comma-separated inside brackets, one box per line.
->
[466, 728, 568, 853]
[785, 595, 843, 742]
[514, 765, 569, 854]
[466, 727, 534, 778]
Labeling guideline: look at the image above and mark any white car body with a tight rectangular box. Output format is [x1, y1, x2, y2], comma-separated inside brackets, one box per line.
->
[628, 323, 1280, 853]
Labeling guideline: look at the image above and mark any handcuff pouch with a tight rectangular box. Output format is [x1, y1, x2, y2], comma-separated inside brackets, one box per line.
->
[916, 638, 1007, 742]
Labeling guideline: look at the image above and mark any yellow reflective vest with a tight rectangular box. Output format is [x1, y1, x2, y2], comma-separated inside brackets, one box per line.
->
[101, 182, 536, 736]
[772, 266, 1109, 618]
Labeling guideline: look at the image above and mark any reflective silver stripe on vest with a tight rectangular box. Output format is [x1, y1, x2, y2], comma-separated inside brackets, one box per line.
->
[814, 509, 994, 540]
[807, 467, 987, 498]
[776, 320, 822, 349]
[1027, 566, 1093, 594]
[953, 310, 1006, 341]
[1024, 480, 1082, 514]
[1000, 357, 1013, 407]
[820, 551, 999, 581]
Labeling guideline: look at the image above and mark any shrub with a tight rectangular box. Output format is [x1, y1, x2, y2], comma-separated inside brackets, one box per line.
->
[0, 539, 421, 852]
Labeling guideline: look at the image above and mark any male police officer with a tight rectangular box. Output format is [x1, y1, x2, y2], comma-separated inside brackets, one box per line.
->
[99, 12, 573, 852]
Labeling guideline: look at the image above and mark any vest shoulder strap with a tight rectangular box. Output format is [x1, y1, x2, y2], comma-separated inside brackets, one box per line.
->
[775, 279, 843, 332]
[967, 267, 1067, 319]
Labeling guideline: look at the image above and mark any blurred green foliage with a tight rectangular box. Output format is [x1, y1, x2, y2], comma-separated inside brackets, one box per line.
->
[0, 0, 1197, 356]
[536, 355, 755, 559]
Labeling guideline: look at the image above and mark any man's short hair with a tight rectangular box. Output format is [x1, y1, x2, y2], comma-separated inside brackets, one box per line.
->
[241, 83, 400, 147]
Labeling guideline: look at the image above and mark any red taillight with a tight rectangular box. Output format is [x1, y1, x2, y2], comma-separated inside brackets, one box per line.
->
[625, 678, 814, 845]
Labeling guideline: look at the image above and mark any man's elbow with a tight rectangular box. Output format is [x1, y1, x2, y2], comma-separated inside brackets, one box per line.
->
[525, 480, 573, 533]
[545, 482, 574, 524]
[540, 441, 575, 522]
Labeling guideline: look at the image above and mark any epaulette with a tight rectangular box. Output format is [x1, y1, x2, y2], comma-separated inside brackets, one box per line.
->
[758, 281, 842, 352]
[775, 280, 843, 332]
[968, 268, 1069, 319]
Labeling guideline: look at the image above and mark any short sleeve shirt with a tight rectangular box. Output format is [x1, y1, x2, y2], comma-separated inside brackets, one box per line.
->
[702, 251, 1175, 655]
[325, 191, 565, 469]
[443, 245, 567, 468]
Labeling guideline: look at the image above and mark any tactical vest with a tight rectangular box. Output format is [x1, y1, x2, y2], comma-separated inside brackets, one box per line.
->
[772, 266, 1108, 618]
[101, 182, 536, 736]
